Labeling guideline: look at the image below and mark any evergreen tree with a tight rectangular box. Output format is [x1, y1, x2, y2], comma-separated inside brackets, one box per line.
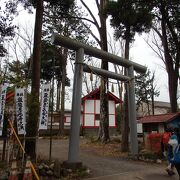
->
[5, 0, 75, 158]
[28, 0, 74, 158]
[0, 0, 74, 159]
[6, 60, 28, 86]
[0, 1, 17, 57]
[106, 0, 153, 41]
[40, 40, 70, 85]
[135, 69, 160, 115]
[43, 1, 93, 135]
[106, 0, 153, 152]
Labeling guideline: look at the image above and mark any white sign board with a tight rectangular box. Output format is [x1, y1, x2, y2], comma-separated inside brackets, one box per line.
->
[39, 83, 50, 130]
[0, 83, 8, 136]
[15, 88, 26, 135]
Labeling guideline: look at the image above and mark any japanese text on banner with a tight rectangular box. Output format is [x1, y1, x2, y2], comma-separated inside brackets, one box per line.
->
[0, 83, 8, 136]
[15, 88, 26, 135]
[39, 83, 50, 130]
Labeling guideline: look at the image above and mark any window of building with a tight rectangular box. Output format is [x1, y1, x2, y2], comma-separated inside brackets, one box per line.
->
[95, 114, 100, 121]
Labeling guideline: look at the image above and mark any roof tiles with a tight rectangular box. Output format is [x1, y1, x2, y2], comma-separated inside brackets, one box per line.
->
[139, 112, 180, 123]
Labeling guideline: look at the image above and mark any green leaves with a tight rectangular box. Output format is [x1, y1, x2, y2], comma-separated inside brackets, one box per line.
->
[106, 0, 153, 41]
[6, 60, 29, 86]
[0, 1, 17, 57]
[135, 69, 160, 111]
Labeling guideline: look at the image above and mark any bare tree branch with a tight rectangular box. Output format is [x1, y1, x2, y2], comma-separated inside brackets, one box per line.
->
[82, 22, 101, 46]
[95, 0, 100, 12]
[80, 0, 100, 32]
[144, 29, 165, 64]
[43, 10, 97, 27]
[152, 26, 163, 40]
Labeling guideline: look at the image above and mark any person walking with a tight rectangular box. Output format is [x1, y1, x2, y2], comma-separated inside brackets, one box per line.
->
[166, 134, 177, 175]
[167, 134, 180, 179]
[161, 127, 175, 175]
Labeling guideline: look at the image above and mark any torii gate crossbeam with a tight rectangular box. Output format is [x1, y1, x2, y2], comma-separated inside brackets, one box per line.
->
[52, 33, 146, 73]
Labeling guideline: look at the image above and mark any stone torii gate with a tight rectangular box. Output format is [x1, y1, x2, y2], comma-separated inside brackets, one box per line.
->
[52, 34, 147, 168]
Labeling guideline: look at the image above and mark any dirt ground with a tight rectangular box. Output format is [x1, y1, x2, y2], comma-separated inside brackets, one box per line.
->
[0, 136, 179, 179]
[36, 137, 179, 179]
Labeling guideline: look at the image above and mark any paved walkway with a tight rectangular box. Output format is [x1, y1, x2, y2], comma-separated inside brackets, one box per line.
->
[37, 138, 179, 180]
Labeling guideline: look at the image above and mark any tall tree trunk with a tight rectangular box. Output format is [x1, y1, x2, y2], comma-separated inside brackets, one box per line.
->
[160, 3, 179, 113]
[114, 65, 123, 133]
[167, 66, 178, 113]
[121, 26, 130, 152]
[98, 0, 110, 142]
[84, 73, 90, 94]
[59, 48, 67, 135]
[25, 0, 43, 160]
[2, 114, 8, 161]
[56, 80, 61, 111]
[152, 91, 155, 115]
[121, 91, 129, 151]
[151, 74, 155, 115]
[146, 98, 150, 115]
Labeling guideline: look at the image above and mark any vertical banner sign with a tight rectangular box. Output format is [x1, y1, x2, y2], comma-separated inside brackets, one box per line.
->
[0, 83, 8, 136]
[39, 83, 50, 130]
[15, 88, 26, 135]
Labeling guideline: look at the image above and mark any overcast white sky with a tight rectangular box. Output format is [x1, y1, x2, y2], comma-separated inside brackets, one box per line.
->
[12, 1, 180, 108]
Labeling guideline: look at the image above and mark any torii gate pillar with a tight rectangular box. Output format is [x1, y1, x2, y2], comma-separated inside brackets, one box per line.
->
[63, 48, 84, 168]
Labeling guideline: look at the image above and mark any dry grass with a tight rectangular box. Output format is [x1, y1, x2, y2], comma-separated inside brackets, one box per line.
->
[81, 137, 129, 159]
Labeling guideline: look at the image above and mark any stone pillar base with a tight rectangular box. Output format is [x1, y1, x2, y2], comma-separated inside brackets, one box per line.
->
[62, 161, 82, 170]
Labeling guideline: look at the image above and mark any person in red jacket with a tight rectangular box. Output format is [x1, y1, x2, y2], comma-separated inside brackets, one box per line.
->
[161, 128, 176, 176]
[161, 130, 172, 156]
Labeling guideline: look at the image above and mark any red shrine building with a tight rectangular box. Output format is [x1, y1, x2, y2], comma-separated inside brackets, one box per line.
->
[81, 88, 122, 127]
[62, 88, 122, 135]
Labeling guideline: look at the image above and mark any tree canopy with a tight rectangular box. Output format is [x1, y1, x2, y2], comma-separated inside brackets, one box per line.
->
[0, 1, 17, 56]
[106, 0, 153, 41]
[149, 0, 180, 112]
[135, 69, 160, 114]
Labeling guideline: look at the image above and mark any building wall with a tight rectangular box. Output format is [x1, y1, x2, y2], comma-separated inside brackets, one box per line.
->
[46, 98, 117, 133]
[143, 123, 159, 133]
[143, 123, 167, 134]
[83, 99, 94, 127]
[158, 123, 164, 133]
[137, 101, 171, 117]
[83, 99, 116, 128]
[81, 127, 118, 136]
[50, 112, 83, 127]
